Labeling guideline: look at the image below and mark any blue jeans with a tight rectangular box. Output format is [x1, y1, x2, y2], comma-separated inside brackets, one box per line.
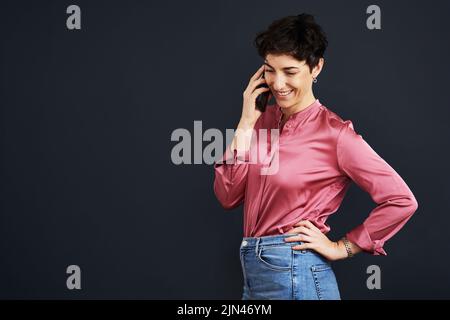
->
[240, 234, 341, 300]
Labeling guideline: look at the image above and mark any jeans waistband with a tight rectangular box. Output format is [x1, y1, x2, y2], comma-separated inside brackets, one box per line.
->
[241, 233, 299, 248]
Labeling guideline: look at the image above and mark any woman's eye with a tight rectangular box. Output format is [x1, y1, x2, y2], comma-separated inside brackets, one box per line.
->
[265, 70, 296, 76]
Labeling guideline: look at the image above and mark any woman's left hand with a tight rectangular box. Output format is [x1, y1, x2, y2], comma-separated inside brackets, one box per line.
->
[284, 220, 348, 261]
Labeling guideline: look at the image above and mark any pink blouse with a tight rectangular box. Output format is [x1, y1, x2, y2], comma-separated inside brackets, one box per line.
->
[213, 99, 418, 255]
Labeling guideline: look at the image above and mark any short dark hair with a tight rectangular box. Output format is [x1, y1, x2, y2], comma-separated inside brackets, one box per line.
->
[254, 13, 328, 72]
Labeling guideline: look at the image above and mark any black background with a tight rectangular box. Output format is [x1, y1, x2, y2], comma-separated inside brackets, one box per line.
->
[1, 0, 449, 299]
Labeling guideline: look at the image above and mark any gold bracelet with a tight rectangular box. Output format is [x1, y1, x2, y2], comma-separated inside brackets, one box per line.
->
[342, 237, 354, 258]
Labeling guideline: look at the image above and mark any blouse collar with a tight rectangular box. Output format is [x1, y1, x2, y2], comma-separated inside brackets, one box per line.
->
[275, 99, 322, 128]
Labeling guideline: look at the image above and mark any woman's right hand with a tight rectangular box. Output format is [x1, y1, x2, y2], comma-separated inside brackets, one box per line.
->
[240, 65, 270, 127]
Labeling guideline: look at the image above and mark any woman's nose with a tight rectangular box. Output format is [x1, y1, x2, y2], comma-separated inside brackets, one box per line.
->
[269, 76, 287, 90]
[272, 81, 287, 91]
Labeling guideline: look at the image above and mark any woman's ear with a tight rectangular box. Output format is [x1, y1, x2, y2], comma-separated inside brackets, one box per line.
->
[313, 58, 325, 78]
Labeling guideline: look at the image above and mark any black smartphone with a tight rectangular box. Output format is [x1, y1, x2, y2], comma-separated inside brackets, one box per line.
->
[255, 71, 270, 112]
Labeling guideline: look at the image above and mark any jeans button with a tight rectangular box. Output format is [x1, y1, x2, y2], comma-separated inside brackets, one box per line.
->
[241, 240, 248, 247]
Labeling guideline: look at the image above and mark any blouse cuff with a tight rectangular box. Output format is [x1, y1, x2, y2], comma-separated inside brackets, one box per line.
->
[346, 224, 387, 256]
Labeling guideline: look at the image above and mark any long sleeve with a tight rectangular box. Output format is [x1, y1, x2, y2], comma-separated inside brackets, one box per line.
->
[213, 144, 251, 210]
[337, 121, 419, 256]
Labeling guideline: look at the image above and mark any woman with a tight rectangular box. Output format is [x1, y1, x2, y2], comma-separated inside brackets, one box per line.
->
[213, 13, 418, 300]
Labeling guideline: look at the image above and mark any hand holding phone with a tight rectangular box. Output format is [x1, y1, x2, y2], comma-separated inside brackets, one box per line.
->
[240, 65, 271, 126]
[255, 71, 270, 112]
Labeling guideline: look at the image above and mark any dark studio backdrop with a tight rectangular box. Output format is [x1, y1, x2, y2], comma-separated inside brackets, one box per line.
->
[1, 0, 449, 299]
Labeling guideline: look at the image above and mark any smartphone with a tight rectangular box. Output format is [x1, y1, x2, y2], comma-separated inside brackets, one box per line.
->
[255, 71, 270, 112]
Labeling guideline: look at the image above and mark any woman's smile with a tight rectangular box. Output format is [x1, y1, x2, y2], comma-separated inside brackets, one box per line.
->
[274, 89, 294, 98]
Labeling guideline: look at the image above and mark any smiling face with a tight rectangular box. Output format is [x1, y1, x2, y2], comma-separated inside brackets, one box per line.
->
[264, 53, 324, 112]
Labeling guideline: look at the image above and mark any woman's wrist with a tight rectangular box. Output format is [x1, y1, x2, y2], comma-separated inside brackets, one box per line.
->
[335, 237, 363, 259]
[334, 240, 350, 260]
[238, 118, 256, 129]
[231, 120, 256, 154]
